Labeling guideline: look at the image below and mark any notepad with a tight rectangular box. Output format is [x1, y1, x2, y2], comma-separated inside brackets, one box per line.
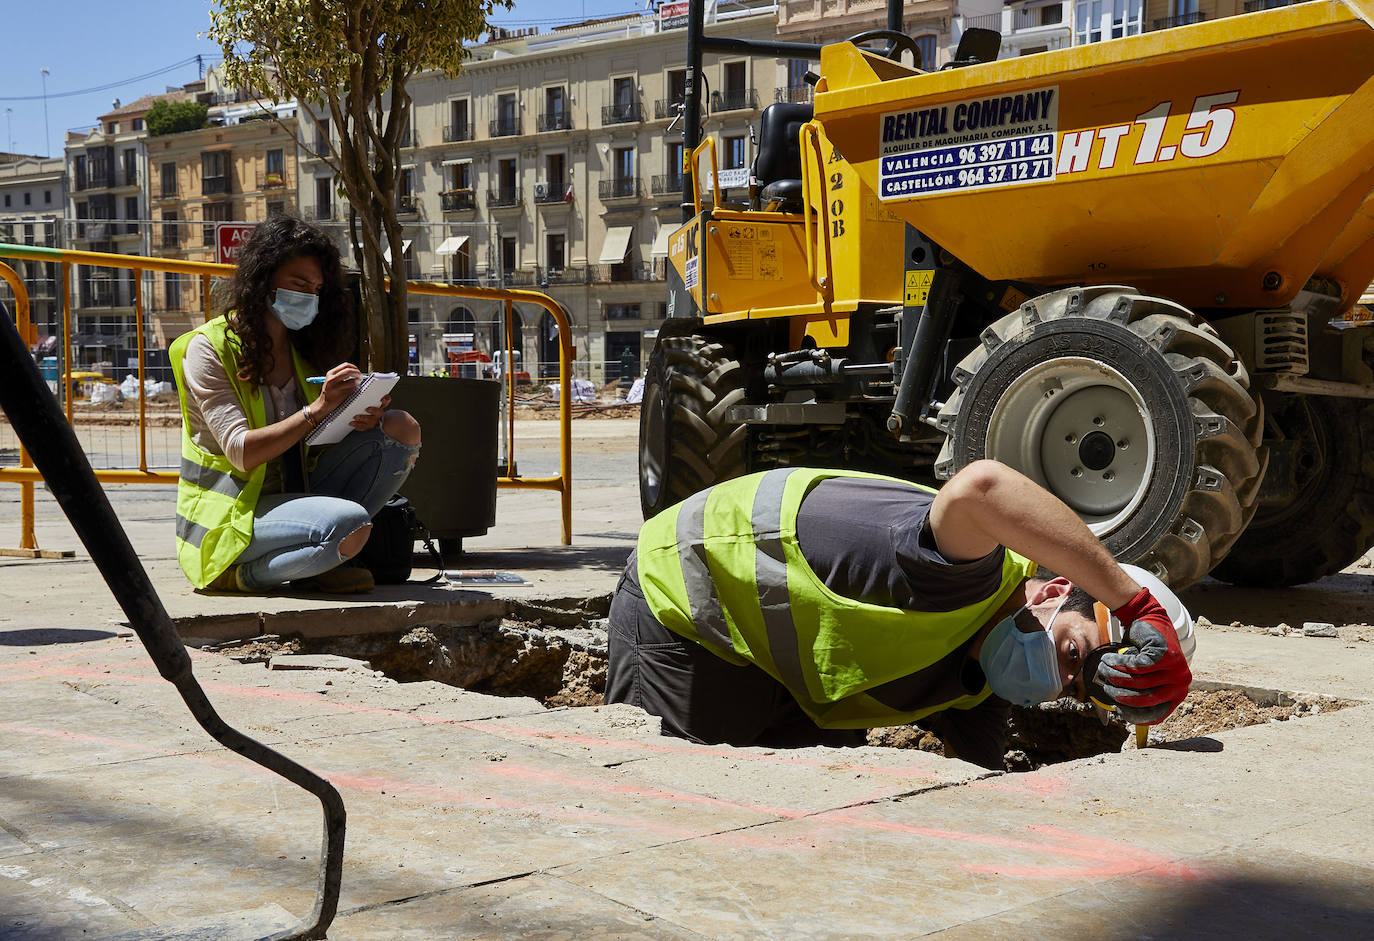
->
[444, 570, 532, 586]
[304, 372, 400, 445]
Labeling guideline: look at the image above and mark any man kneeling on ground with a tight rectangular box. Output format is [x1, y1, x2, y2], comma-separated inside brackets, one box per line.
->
[605, 461, 1193, 769]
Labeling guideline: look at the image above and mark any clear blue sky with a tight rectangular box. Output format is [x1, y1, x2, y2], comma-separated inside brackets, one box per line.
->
[0, 0, 645, 159]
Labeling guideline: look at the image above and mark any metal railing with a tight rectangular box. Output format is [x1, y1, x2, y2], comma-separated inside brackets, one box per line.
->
[651, 173, 684, 196]
[654, 97, 685, 120]
[443, 122, 474, 142]
[398, 195, 418, 214]
[487, 187, 521, 208]
[537, 112, 573, 132]
[304, 205, 333, 221]
[602, 102, 642, 125]
[599, 177, 641, 200]
[711, 89, 759, 113]
[1, 241, 575, 552]
[775, 85, 811, 104]
[1152, 11, 1205, 28]
[489, 116, 521, 137]
[1243, 0, 1298, 10]
[441, 190, 476, 211]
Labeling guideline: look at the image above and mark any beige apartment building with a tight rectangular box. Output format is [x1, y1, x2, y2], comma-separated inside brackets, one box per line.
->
[0, 156, 65, 344]
[777, 0, 956, 70]
[298, 1, 783, 381]
[64, 95, 167, 367]
[147, 112, 300, 346]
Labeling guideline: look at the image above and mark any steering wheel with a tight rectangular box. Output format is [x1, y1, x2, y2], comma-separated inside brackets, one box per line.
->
[844, 29, 924, 67]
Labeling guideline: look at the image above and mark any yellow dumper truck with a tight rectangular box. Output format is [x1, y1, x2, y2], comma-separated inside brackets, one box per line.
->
[641, 0, 1374, 588]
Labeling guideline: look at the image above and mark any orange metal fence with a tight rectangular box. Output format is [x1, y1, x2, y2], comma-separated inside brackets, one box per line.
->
[0, 243, 573, 554]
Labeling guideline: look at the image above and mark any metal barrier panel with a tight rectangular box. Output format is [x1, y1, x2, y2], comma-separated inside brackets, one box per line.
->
[0, 243, 574, 550]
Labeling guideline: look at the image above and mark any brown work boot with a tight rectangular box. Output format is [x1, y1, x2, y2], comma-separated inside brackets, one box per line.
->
[204, 564, 245, 592]
[293, 566, 375, 594]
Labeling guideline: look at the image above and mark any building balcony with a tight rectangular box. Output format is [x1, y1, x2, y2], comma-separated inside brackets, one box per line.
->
[76, 171, 115, 191]
[260, 170, 287, 190]
[711, 89, 759, 113]
[533, 180, 570, 204]
[1243, 0, 1299, 10]
[654, 97, 685, 120]
[775, 85, 811, 104]
[537, 112, 573, 132]
[1151, 11, 1205, 29]
[593, 262, 659, 283]
[651, 173, 684, 196]
[602, 102, 642, 125]
[440, 190, 475, 212]
[398, 195, 418, 214]
[155, 231, 182, 251]
[539, 264, 591, 285]
[202, 176, 231, 196]
[153, 186, 179, 201]
[444, 122, 474, 143]
[487, 187, 521, 209]
[963, 12, 1002, 31]
[398, 128, 415, 148]
[496, 269, 539, 287]
[120, 171, 140, 188]
[489, 116, 522, 138]
[304, 205, 333, 221]
[599, 177, 642, 200]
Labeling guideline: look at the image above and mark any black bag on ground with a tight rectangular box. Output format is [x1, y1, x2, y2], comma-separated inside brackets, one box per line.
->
[355, 496, 446, 584]
[355, 496, 418, 583]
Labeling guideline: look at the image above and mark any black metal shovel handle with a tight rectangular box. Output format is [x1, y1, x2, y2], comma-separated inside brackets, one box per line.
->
[0, 303, 344, 940]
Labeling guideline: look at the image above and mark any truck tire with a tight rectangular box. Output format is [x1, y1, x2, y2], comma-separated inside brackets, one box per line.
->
[1210, 395, 1374, 587]
[639, 333, 748, 518]
[934, 286, 1264, 588]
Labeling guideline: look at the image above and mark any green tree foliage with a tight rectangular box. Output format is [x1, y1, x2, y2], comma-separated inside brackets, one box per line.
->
[208, 0, 509, 372]
[145, 100, 210, 136]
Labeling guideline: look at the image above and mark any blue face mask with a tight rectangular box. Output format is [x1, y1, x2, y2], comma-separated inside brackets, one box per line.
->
[271, 287, 320, 330]
[978, 602, 1065, 707]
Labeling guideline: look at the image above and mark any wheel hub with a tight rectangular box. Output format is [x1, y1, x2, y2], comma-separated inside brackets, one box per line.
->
[985, 357, 1155, 532]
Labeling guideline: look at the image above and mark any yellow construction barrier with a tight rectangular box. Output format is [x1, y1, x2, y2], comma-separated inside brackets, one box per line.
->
[0, 243, 573, 553]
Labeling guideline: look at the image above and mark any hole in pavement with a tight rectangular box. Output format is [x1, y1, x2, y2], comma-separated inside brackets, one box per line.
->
[201, 597, 1362, 773]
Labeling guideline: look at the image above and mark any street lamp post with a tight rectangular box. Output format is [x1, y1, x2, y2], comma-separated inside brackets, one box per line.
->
[4, 107, 12, 153]
[41, 68, 51, 157]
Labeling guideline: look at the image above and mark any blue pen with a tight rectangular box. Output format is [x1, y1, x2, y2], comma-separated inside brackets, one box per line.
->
[305, 375, 359, 384]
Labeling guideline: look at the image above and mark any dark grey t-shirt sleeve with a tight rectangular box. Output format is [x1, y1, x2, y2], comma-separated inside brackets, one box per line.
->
[796, 477, 1007, 611]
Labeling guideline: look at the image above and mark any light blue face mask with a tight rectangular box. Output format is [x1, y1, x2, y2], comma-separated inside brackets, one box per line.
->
[271, 287, 320, 330]
[978, 599, 1066, 707]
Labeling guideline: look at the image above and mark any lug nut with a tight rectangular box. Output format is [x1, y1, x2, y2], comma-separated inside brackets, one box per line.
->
[1092, 415, 1105, 426]
[1070, 467, 1083, 478]
[1103, 471, 1115, 481]
[1065, 433, 1076, 444]
[1117, 438, 1129, 449]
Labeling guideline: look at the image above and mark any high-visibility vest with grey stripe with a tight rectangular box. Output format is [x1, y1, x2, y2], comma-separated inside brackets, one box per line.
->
[169, 316, 318, 589]
[636, 468, 1038, 729]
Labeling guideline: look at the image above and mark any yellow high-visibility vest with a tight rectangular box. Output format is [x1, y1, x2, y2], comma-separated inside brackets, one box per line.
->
[170, 316, 318, 588]
[636, 468, 1037, 728]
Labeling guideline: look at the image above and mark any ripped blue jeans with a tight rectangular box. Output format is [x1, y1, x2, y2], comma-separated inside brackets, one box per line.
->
[235, 426, 420, 589]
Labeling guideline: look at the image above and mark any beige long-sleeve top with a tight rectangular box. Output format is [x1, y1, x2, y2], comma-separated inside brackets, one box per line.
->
[182, 333, 302, 489]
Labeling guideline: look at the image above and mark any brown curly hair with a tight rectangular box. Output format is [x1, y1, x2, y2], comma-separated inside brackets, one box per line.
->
[223, 214, 356, 385]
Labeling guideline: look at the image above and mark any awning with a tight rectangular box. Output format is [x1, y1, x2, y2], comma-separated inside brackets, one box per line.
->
[436, 235, 469, 256]
[440, 158, 470, 167]
[598, 226, 634, 265]
[381, 239, 412, 263]
[651, 225, 672, 257]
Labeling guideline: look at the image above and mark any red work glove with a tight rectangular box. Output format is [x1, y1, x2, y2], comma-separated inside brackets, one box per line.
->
[1094, 588, 1192, 725]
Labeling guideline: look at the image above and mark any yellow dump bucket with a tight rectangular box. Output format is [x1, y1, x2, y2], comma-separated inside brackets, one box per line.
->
[813, 0, 1374, 312]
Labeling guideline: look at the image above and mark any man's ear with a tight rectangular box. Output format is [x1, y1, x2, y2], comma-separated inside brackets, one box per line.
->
[1026, 576, 1071, 607]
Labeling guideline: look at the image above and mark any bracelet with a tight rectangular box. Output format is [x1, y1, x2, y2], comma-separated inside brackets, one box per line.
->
[301, 404, 318, 428]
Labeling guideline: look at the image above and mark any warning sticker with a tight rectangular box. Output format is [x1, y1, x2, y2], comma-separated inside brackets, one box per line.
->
[878, 86, 1059, 200]
[721, 223, 782, 281]
[685, 256, 698, 291]
[904, 270, 934, 308]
